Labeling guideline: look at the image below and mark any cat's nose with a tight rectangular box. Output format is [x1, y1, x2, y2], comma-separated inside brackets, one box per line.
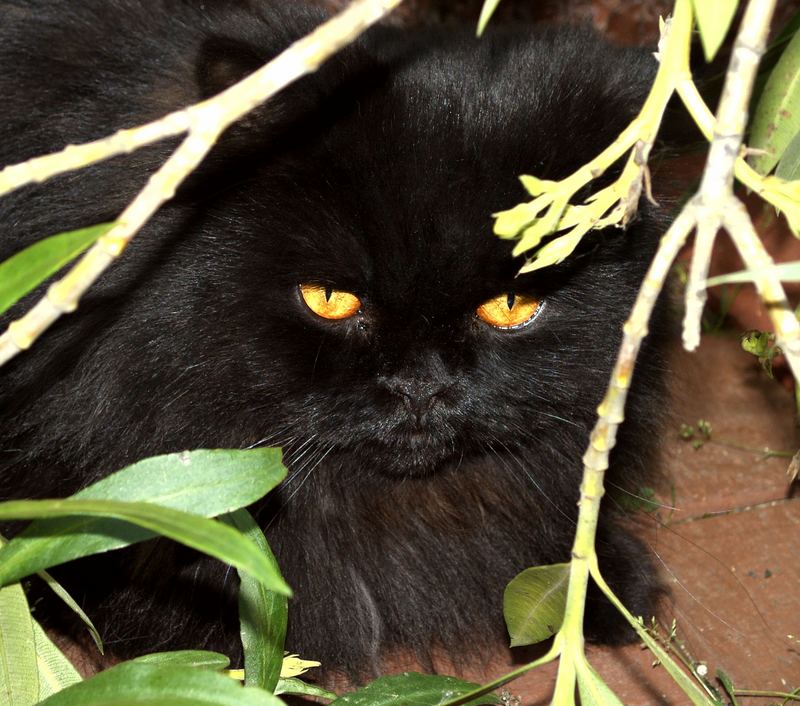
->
[379, 377, 446, 421]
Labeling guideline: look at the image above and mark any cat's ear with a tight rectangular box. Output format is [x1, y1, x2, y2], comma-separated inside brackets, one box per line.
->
[195, 4, 327, 99]
[196, 37, 269, 99]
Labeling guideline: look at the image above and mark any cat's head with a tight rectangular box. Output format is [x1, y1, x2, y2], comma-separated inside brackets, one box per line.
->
[160, 22, 667, 482]
[1, 7, 667, 491]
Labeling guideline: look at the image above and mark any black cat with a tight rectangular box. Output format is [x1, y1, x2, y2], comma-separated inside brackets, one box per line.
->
[0, 0, 669, 679]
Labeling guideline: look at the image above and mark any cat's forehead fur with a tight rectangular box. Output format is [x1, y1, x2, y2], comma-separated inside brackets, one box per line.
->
[224, 26, 654, 319]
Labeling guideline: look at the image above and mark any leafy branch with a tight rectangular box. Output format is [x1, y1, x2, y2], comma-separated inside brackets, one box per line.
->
[453, 0, 800, 704]
[0, 0, 403, 368]
[490, 5, 690, 274]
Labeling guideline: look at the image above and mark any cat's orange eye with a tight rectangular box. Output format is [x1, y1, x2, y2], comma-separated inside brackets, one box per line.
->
[299, 284, 362, 320]
[476, 292, 541, 329]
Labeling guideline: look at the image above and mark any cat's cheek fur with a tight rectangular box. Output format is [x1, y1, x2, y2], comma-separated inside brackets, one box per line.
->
[0, 0, 671, 680]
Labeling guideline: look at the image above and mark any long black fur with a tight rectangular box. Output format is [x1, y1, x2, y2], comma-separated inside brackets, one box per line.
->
[0, 0, 669, 679]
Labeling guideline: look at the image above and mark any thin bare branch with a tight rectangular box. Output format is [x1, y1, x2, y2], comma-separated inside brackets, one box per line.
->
[0, 0, 403, 367]
[682, 0, 778, 350]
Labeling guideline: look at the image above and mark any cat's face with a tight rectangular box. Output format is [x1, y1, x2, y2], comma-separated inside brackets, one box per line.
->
[164, 30, 661, 483]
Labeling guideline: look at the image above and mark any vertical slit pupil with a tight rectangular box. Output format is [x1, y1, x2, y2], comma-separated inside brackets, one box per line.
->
[507, 292, 516, 310]
[324, 285, 333, 302]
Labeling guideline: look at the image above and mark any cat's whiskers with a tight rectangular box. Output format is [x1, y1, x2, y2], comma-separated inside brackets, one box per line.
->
[243, 425, 295, 450]
[281, 434, 335, 491]
[262, 442, 335, 532]
[486, 438, 577, 526]
[284, 435, 318, 468]
[283, 443, 334, 502]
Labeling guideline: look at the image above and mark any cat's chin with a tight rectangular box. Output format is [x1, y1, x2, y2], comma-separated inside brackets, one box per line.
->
[361, 439, 462, 479]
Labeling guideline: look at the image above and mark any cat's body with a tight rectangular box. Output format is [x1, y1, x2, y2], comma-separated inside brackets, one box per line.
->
[0, 0, 668, 678]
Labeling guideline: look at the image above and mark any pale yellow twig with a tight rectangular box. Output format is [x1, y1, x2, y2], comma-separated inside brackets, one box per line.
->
[554, 1, 788, 703]
[674, 0, 800, 381]
[0, 0, 403, 367]
[0, 114, 191, 199]
[682, 0, 778, 350]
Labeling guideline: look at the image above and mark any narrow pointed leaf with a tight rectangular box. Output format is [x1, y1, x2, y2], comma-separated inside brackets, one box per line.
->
[0, 499, 291, 595]
[503, 563, 569, 646]
[715, 669, 740, 706]
[576, 659, 624, 706]
[591, 564, 723, 706]
[36, 662, 284, 706]
[332, 673, 497, 706]
[275, 678, 336, 700]
[0, 222, 113, 316]
[519, 175, 556, 197]
[512, 199, 568, 256]
[493, 202, 544, 238]
[705, 260, 800, 286]
[39, 569, 104, 653]
[692, 0, 738, 62]
[0, 449, 285, 592]
[132, 651, 230, 670]
[225, 510, 287, 692]
[476, 0, 502, 36]
[776, 128, 800, 180]
[750, 29, 800, 174]
[0, 534, 103, 653]
[516, 228, 587, 273]
[0, 583, 38, 706]
[32, 621, 81, 700]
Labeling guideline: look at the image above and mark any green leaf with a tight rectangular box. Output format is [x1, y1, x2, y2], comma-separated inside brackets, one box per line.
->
[512, 200, 569, 257]
[0, 583, 38, 706]
[0, 223, 113, 316]
[750, 28, 800, 174]
[225, 510, 287, 692]
[0, 449, 287, 590]
[476, 0, 502, 36]
[0, 499, 291, 596]
[763, 10, 800, 71]
[504, 563, 569, 647]
[705, 260, 800, 286]
[493, 202, 542, 239]
[576, 659, 624, 706]
[516, 228, 585, 272]
[0, 533, 103, 654]
[275, 677, 336, 700]
[519, 175, 556, 197]
[752, 11, 800, 114]
[32, 620, 81, 700]
[715, 669, 740, 706]
[36, 662, 284, 706]
[609, 486, 660, 513]
[132, 651, 230, 671]
[332, 674, 497, 706]
[776, 128, 800, 180]
[692, 0, 738, 62]
[39, 568, 104, 653]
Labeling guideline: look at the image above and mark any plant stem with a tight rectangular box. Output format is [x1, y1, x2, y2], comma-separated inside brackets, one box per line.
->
[438, 642, 561, 706]
[733, 690, 800, 702]
[683, 0, 778, 350]
[0, 0, 403, 368]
